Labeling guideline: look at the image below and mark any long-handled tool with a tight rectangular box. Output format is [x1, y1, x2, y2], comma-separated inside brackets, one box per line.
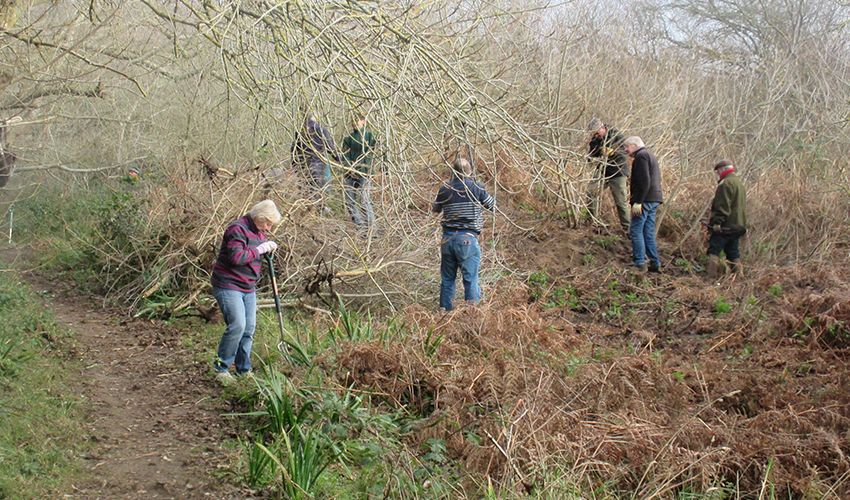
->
[264, 253, 289, 354]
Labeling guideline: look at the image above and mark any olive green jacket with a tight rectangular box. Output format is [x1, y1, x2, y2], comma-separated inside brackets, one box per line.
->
[709, 172, 747, 234]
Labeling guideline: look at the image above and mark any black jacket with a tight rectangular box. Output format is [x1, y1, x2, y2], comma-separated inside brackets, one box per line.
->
[629, 147, 663, 204]
[588, 127, 629, 178]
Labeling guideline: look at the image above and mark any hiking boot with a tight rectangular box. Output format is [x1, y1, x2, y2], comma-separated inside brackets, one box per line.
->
[633, 263, 648, 273]
[706, 255, 724, 280]
[648, 264, 662, 274]
[215, 371, 234, 387]
[729, 259, 744, 278]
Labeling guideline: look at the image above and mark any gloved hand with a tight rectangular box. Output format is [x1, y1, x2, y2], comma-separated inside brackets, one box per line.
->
[257, 241, 278, 255]
[631, 203, 642, 217]
[712, 224, 722, 234]
[603, 146, 615, 157]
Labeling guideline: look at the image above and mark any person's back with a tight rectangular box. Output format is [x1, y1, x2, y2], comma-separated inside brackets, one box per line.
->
[433, 176, 495, 234]
[291, 114, 335, 188]
[293, 117, 334, 163]
[630, 147, 663, 205]
[432, 158, 495, 311]
[710, 172, 747, 232]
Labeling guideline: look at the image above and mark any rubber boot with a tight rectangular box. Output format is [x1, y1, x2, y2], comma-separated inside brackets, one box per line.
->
[706, 255, 723, 280]
[729, 259, 744, 278]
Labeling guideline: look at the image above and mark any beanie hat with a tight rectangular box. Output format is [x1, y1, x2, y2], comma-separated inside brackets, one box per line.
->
[587, 117, 604, 132]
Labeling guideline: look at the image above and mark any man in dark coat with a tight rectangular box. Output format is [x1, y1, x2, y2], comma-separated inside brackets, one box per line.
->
[586, 118, 630, 231]
[706, 159, 747, 279]
[623, 136, 663, 272]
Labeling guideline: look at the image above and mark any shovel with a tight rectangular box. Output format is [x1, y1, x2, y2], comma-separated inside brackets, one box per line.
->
[264, 252, 289, 354]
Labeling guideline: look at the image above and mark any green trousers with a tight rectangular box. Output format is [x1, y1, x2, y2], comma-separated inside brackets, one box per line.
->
[587, 174, 630, 231]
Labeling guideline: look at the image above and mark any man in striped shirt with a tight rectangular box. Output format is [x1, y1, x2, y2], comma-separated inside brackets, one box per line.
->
[432, 157, 496, 311]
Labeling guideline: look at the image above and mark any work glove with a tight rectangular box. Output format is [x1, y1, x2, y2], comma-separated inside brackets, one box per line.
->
[712, 224, 722, 234]
[631, 203, 642, 217]
[257, 241, 278, 255]
[603, 146, 615, 157]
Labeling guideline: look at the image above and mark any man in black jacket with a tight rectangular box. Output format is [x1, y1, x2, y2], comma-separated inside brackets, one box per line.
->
[586, 118, 630, 231]
[623, 136, 663, 272]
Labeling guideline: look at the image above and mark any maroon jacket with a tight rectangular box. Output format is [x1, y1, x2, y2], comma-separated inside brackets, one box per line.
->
[211, 215, 268, 293]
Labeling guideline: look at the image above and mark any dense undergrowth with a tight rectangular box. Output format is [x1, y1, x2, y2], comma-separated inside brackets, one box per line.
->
[7, 174, 850, 497]
[0, 268, 86, 497]
[181, 305, 469, 498]
[3, 1, 849, 496]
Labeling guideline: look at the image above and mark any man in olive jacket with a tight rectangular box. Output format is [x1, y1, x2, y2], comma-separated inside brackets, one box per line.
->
[586, 118, 630, 231]
[707, 159, 747, 278]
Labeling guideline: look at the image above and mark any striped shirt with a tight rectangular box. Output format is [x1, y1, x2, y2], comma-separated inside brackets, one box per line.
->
[211, 215, 268, 293]
[432, 177, 495, 234]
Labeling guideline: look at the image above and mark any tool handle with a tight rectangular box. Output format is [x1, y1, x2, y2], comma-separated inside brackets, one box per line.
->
[265, 253, 280, 298]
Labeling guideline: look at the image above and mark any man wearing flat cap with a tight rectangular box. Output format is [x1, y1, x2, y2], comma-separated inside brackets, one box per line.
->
[706, 159, 747, 279]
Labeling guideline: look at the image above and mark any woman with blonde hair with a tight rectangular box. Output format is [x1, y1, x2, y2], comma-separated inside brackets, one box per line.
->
[210, 199, 281, 385]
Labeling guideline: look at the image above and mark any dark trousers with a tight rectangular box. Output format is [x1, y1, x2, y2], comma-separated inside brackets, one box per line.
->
[708, 232, 741, 260]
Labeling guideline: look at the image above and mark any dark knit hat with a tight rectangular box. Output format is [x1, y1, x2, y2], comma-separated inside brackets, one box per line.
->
[714, 159, 734, 170]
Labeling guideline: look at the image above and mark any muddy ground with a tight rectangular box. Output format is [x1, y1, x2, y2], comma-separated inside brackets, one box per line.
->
[20, 268, 244, 499]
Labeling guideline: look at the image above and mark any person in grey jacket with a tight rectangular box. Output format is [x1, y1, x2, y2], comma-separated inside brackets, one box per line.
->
[291, 112, 336, 189]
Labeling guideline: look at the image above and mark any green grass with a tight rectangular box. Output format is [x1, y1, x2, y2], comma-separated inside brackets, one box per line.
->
[0, 271, 87, 497]
[713, 298, 733, 316]
[12, 182, 157, 298]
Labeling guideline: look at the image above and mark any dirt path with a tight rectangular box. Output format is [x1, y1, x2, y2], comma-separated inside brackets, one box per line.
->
[23, 271, 242, 499]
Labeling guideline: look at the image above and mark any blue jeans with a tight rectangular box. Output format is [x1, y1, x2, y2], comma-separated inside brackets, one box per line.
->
[344, 176, 375, 229]
[629, 202, 661, 268]
[213, 287, 257, 374]
[439, 232, 481, 310]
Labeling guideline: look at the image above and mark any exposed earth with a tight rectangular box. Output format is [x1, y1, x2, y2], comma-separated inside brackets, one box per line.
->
[19, 264, 242, 499]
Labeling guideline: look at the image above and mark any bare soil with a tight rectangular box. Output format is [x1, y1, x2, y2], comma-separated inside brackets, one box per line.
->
[21, 270, 243, 499]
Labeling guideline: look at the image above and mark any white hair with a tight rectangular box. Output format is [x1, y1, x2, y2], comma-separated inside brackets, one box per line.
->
[622, 136, 645, 149]
[249, 199, 282, 225]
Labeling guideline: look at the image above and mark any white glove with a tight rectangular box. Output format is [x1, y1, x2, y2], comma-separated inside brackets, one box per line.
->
[257, 241, 278, 255]
[631, 203, 643, 217]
